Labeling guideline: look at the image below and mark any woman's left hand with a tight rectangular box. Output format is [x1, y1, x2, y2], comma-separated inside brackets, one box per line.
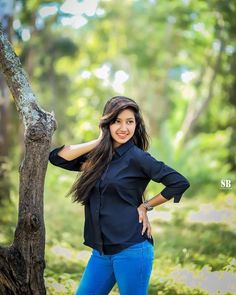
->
[137, 204, 152, 238]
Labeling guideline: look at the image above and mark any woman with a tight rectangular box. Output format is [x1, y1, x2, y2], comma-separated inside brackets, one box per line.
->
[49, 96, 190, 295]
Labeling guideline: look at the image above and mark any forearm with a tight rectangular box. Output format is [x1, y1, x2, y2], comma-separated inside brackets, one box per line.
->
[142, 193, 169, 210]
[137, 193, 168, 235]
[58, 138, 101, 161]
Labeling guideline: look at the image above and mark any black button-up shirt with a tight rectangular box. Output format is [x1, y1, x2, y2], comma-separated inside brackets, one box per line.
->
[49, 139, 190, 254]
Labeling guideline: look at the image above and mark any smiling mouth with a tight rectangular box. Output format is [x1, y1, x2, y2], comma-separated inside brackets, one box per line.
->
[117, 133, 128, 139]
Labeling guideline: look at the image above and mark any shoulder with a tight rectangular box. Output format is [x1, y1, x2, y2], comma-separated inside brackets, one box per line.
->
[129, 145, 166, 177]
[131, 145, 156, 164]
[132, 145, 153, 156]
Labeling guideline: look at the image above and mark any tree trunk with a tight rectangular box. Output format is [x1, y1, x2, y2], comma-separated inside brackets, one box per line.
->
[0, 0, 14, 204]
[0, 70, 11, 203]
[0, 22, 56, 294]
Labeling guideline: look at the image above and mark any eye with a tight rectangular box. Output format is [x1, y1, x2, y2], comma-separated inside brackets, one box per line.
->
[127, 120, 134, 124]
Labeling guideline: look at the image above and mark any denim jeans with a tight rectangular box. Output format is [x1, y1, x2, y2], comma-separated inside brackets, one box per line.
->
[75, 240, 154, 295]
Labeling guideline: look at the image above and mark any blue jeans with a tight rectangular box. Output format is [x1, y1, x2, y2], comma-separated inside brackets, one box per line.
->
[75, 240, 154, 295]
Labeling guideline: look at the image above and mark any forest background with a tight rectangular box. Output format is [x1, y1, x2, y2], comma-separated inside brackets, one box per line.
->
[0, 0, 236, 294]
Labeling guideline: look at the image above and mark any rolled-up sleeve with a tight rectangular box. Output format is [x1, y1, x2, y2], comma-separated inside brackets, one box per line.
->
[140, 152, 190, 203]
[49, 145, 88, 171]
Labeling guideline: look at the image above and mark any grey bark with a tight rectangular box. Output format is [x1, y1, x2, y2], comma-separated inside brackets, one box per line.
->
[0, 0, 14, 203]
[0, 22, 56, 294]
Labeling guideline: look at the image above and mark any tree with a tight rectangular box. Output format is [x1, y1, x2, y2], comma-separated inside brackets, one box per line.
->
[0, 23, 56, 294]
[0, 0, 14, 203]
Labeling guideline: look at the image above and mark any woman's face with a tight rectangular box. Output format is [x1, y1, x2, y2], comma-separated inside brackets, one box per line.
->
[109, 108, 136, 148]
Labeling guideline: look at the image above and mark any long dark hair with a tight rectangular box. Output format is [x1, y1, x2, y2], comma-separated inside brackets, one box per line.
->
[68, 96, 149, 205]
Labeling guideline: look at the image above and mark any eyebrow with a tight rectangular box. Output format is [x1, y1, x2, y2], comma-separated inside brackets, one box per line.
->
[116, 117, 135, 120]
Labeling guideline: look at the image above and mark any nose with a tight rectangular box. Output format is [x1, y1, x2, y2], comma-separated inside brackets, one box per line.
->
[119, 122, 127, 132]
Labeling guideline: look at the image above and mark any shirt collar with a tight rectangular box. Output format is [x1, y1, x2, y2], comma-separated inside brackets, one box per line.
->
[114, 138, 134, 157]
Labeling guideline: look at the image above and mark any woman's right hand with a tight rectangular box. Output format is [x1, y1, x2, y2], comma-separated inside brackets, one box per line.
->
[137, 205, 152, 239]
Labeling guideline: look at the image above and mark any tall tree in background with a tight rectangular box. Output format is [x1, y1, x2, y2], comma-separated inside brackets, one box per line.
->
[0, 24, 56, 294]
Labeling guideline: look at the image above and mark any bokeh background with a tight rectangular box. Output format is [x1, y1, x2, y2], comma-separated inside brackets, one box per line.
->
[0, 0, 236, 294]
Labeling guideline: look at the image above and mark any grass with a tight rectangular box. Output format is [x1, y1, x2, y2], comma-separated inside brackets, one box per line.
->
[0, 165, 236, 294]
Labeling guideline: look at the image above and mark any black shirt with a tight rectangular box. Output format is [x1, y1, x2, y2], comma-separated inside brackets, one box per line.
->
[49, 139, 190, 255]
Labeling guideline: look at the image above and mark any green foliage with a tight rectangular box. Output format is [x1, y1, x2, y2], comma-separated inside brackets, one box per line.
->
[1, 168, 235, 294]
[1, 0, 236, 294]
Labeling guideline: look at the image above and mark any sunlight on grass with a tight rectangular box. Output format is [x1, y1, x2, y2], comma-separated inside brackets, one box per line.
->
[148, 209, 173, 222]
[169, 265, 236, 294]
[46, 282, 67, 293]
[45, 276, 78, 295]
[186, 202, 236, 229]
[2, 168, 234, 294]
[76, 250, 91, 266]
[51, 245, 73, 260]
